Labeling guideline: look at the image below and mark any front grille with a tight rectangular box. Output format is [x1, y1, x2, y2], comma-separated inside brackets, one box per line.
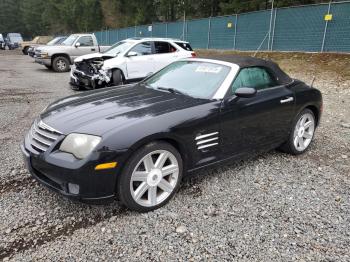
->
[28, 119, 62, 153]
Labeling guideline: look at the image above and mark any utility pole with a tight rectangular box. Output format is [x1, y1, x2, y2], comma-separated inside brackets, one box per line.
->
[321, 0, 332, 52]
[268, 0, 274, 51]
[182, 0, 186, 41]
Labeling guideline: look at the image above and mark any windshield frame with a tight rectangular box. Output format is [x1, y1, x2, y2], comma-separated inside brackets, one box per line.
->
[142, 59, 239, 100]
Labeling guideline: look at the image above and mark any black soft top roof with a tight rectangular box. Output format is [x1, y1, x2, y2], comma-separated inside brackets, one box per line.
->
[201, 55, 293, 85]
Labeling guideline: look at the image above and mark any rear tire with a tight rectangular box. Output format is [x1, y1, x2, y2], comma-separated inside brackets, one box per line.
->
[279, 108, 316, 155]
[117, 142, 183, 212]
[112, 69, 123, 86]
[52, 56, 70, 72]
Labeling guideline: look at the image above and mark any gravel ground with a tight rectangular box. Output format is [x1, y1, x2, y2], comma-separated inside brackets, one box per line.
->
[0, 50, 349, 261]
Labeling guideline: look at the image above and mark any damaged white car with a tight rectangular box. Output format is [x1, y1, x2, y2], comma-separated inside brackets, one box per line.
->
[70, 38, 196, 90]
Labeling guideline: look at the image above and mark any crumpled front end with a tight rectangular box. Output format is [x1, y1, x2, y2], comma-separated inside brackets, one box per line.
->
[70, 57, 113, 89]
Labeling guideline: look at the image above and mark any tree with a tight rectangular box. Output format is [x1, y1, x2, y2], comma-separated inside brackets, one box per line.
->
[0, 0, 23, 35]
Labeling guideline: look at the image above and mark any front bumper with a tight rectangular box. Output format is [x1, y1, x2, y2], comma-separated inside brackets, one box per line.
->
[35, 57, 52, 67]
[70, 66, 111, 89]
[21, 136, 121, 204]
[70, 69, 94, 89]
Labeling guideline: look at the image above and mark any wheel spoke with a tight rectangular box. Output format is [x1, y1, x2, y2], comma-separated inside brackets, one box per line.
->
[303, 131, 312, 139]
[294, 136, 299, 147]
[158, 179, 174, 193]
[162, 164, 179, 176]
[131, 171, 148, 182]
[304, 121, 313, 129]
[143, 155, 154, 172]
[154, 152, 169, 169]
[300, 116, 307, 126]
[134, 182, 149, 201]
[298, 137, 304, 149]
[148, 186, 157, 205]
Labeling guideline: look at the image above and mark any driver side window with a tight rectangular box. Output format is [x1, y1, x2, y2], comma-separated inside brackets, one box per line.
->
[77, 36, 94, 47]
[129, 42, 152, 56]
[231, 67, 276, 94]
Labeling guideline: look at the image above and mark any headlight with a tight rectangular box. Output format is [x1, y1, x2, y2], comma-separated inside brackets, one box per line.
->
[40, 52, 49, 58]
[59, 133, 101, 159]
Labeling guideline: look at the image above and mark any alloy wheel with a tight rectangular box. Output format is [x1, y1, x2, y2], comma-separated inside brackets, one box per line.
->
[293, 112, 315, 151]
[56, 59, 67, 71]
[130, 150, 179, 207]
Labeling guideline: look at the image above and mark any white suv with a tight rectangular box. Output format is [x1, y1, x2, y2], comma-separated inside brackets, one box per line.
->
[70, 38, 196, 89]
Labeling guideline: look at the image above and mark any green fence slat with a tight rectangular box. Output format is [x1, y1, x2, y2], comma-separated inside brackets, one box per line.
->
[209, 15, 237, 49]
[167, 22, 183, 39]
[153, 23, 167, 37]
[186, 18, 209, 49]
[236, 10, 271, 51]
[324, 2, 350, 52]
[273, 5, 328, 52]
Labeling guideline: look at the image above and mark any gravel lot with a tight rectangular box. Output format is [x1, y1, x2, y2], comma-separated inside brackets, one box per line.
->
[0, 50, 349, 261]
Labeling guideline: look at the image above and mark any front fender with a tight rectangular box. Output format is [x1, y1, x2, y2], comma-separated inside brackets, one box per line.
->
[102, 58, 127, 78]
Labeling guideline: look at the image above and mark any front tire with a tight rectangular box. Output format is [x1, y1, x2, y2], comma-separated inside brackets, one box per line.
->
[117, 142, 183, 212]
[52, 56, 70, 72]
[112, 69, 123, 86]
[279, 108, 316, 155]
[22, 46, 29, 55]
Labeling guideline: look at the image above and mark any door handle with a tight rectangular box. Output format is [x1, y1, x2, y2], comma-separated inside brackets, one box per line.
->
[280, 97, 294, 104]
[91, 48, 96, 51]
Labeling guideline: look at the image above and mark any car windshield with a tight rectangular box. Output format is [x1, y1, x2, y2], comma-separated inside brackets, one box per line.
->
[103, 41, 133, 56]
[47, 37, 60, 45]
[0, 34, 3, 41]
[144, 61, 231, 99]
[32, 36, 39, 43]
[61, 35, 79, 46]
[9, 35, 23, 42]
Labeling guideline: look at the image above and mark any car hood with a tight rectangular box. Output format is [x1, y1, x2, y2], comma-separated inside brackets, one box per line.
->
[37, 45, 71, 53]
[74, 53, 115, 63]
[40, 85, 208, 136]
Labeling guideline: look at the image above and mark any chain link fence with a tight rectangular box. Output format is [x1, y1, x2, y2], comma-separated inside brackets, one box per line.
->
[94, 1, 350, 53]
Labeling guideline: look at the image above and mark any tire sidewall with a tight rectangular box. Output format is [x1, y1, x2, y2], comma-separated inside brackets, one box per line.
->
[112, 69, 123, 86]
[288, 108, 316, 155]
[117, 142, 183, 212]
[23, 47, 29, 55]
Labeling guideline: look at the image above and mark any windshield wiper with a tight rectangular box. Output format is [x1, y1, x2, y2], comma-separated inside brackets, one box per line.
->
[156, 87, 188, 96]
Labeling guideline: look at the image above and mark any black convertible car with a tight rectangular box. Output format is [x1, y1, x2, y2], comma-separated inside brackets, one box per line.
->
[21, 56, 322, 212]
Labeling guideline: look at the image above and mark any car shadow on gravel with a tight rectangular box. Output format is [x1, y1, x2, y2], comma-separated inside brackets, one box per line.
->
[34, 68, 69, 74]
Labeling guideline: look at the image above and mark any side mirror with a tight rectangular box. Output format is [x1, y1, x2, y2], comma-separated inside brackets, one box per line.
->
[234, 87, 257, 98]
[127, 51, 138, 57]
[75, 42, 81, 48]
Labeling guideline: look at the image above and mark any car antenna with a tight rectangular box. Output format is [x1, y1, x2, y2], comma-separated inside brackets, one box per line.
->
[310, 76, 316, 88]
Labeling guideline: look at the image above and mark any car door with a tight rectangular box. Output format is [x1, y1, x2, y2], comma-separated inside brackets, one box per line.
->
[72, 36, 97, 60]
[153, 41, 179, 71]
[220, 67, 295, 157]
[125, 41, 154, 79]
